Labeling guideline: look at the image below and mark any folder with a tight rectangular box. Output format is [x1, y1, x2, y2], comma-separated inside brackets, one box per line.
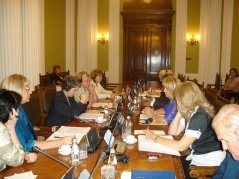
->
[131, 170, 175, 179]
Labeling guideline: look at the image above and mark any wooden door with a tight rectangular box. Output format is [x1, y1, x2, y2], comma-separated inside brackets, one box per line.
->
[121, 0, 174, 82]
[123, 26, 170, 81]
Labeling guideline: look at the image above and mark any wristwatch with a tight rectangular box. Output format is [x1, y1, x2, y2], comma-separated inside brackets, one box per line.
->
[153, 136, 158, 143]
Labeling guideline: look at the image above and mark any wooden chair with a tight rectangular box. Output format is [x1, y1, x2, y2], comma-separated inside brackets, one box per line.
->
[195, 81, 205, 93]
[214, 95, 232, 114]
[38, 84, 56, 120]
[188, 166, 219, 179]
[204, 85, 218, 107]
[60, 69, 70, 78]
[22, 88, 52, 139]
[100, 71, 120, 90]
[207, 72, 222, 90]
[39, 73, 52, 87]
[22, 89, 44, 126]
[178, 73, 186, 82]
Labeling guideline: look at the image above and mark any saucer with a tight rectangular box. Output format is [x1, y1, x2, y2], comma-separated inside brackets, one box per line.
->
[123, 138, 137, 145]
[95, 119, 107, 124]
[58, 150, 71, 156]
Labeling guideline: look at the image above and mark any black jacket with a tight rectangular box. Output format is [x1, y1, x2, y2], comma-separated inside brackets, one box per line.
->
[45, 91, 87, 126]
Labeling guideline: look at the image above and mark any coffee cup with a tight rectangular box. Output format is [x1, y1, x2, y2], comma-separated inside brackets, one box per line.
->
[58, 145, 71, 155]
[96, 116, 104, 123]
[126, 135, 136, 142]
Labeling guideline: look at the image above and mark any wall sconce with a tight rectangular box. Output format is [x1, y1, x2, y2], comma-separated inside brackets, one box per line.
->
[97, 34, 109, 45]
[187, 35, 199, 46]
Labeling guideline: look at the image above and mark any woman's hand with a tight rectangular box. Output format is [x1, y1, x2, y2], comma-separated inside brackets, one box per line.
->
[25, 152, 37, 163]
[143, 107, 154, 118]
[80, 93, 89, 104]
[143, 128, 157, 141]
[5, 115, 17, 131]
[88, 84, 95, 94]
[60, 136, 75, 146]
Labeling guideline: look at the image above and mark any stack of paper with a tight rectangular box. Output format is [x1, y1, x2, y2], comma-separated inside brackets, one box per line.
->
[134, 130, 165, 135]
[47, 126, 90, 143]
[5, 171, 37, 179]
[91, 102, 113, 108]
[78, 113, 103, 120]
[138, 135, 181, 156]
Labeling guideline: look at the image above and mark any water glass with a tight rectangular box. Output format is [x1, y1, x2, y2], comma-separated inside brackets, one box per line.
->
[79, 142, 88, 160]
[101, 165, 115, 179]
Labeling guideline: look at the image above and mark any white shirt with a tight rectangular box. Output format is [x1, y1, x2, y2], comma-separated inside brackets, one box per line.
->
[91, 80, 112, 99]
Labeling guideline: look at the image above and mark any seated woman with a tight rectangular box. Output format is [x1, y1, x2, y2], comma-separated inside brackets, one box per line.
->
[46, 75, 88, 126]
[52, 65, 63, 85]
[144, 81, 226, 178]
[0, 89, 37, 171]
[143, 76, 180, 125]
[90, 69, 118, 99]
[142, 69, 173, 108]
[223, 68, 239, 91]
[1, 74, 75, 152]
[75, 71, 98, 108]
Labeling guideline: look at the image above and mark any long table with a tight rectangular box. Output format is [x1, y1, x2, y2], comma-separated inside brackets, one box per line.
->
[1, 81, 185, 179]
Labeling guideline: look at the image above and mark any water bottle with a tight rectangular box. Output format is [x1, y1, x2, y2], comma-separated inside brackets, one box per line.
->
[108, 148, 117, 169]
[71, 138, 80, 166]
[122, 116, 133, 139]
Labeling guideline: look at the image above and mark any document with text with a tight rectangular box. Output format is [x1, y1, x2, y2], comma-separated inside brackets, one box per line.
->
[47, 126, 90, 143]
[138, 135, 181, 156]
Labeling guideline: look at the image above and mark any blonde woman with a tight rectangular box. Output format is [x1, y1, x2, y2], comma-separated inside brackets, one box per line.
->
[143, 76, 180, 124]
[144, 81, 226, 176]
[1, 74, 74, 152]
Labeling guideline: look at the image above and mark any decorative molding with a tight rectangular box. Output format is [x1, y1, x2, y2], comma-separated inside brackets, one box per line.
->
[108, 0, 120, 83]
[66, 0, 75, 75]
[174, 0, 187, 76]
[220, 0, 234, 83]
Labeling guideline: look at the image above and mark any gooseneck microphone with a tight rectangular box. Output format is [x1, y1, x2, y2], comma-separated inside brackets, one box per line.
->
[88, 148, 106, 179]
[75, 116, 103, 153]
[33, 146, 70, 169]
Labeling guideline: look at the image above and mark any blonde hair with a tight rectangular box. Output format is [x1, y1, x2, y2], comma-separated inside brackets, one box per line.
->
[174, 81, 215, 121]
[1, 74, 30, 96]
[162, 76, 181, 98]
[158, 69, 173, 79]
[75, 71, 90, 83]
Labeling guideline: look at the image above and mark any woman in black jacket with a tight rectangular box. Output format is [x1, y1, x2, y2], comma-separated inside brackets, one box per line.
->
[46, 75, 88, 126]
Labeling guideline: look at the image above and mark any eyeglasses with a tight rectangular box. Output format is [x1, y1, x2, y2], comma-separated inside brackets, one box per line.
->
[25, 86, 31, 91]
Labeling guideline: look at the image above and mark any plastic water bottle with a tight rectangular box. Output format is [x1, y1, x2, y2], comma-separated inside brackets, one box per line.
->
[71, 138, 80, 166]
[108, 148, 117, 169]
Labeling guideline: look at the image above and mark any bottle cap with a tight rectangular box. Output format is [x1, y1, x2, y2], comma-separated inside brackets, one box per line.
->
[110, 148, 116, 154]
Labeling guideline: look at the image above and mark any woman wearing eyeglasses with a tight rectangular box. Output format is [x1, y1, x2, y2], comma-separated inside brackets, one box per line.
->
[1, 74, 74, 152]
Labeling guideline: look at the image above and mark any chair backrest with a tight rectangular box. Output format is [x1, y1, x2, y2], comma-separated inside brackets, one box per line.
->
[204, 85, 218, 106]
[22, 89, 44, 126]
[38, 84, 56, 113]
[214, 72, 221, 90]
[195, 81, 205, 92]
[100, 71, 107, 88]
[214, 95, 231, 114]
[60, 69, 70, 78]
[39, 73, 52, 87]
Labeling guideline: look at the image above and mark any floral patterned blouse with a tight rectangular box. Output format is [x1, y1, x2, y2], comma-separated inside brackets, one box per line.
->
[0, 122, 24, 171]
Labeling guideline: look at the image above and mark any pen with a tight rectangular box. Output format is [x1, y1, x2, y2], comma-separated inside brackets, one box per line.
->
[54, 136, 60, 138]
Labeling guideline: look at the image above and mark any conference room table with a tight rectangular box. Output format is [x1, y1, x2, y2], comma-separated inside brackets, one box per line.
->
[1, 81, 185, 179]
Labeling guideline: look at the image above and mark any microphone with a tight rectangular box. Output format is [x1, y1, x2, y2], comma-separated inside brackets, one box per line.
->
[88, 147, 106, 179]
[33, 146, 70, 169]
[145, 118, 153, 124]
[75, 116, 103, 153]
[99, 105, 115, 114]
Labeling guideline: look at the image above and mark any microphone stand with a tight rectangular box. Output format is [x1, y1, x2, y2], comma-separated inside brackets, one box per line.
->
[33, 146, 70, 169]
[75, 116, 103, 153]
[88, 147, 106, 179]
